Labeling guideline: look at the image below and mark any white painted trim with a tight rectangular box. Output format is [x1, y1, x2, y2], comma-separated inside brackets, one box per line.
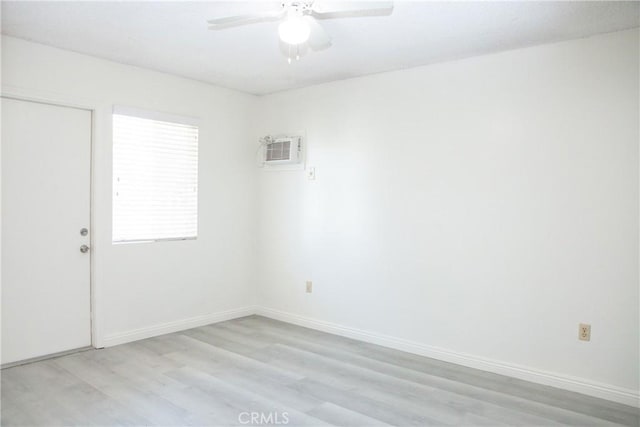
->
[113, 104, 200, 127]
[1, 84, 102, 111]
[102, 306, 257, 347]
[255, 307, 640, 408]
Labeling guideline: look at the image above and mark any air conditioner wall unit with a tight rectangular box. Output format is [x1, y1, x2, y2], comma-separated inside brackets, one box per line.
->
[262, 135, 303, 167]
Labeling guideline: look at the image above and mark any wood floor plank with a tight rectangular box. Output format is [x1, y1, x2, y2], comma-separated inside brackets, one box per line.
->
[168, 333, 305, 383]
[165, 366, 331, 426]
[290, 377, 450, 426]
[1, 315, 637, 427]
[211, 364, 325, 412]
[307, 402, 393, 427]
[53, 351, 188, 425]
[246, 328, 622, 426]
[239, 316, 640, 426]
[246, 342, 569, 426]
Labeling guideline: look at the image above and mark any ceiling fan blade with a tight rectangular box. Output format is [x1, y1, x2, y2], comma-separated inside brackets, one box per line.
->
[311, 1, 393, 19]
[304, 16, 332, 51]
[207, 10, 286, 30]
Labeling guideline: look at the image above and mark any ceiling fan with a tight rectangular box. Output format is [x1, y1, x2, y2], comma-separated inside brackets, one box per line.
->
[207, 1, 394, 62]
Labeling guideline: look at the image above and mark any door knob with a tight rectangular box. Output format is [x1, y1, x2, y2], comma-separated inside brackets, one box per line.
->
[80, 245, 90, 254]
[80, 228, 88, 236]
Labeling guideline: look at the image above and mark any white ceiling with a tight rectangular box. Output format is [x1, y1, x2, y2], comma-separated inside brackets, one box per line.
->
[2, 1, 638, 95]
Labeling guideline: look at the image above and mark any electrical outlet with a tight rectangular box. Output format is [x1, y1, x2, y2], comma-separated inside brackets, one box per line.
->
[579, 323, 591, 341]
[306, 281, 313, 293]
[307, 167, 316, 180]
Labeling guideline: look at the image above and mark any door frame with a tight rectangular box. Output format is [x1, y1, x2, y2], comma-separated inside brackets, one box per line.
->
[1, 86, 100, 350]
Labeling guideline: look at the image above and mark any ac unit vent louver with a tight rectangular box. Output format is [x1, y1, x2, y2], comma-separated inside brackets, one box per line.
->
[266, 140, 291, 162]
[261, 135, 303, 167]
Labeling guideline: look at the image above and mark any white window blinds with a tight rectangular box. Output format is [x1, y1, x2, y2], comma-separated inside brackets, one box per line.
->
[112, 107, 198, 243]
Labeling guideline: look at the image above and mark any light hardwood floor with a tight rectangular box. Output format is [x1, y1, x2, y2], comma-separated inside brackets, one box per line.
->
[1, 315, 638, 426]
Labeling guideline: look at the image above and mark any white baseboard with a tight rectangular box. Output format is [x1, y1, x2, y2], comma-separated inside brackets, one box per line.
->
[102, 306, 257, 347]
[255, 306, 640, 408]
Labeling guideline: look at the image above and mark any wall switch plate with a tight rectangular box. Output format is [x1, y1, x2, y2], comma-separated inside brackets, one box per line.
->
[307, 167, 316, 180]
[306, 281, 313, 293]
[579, 323, 591, 341]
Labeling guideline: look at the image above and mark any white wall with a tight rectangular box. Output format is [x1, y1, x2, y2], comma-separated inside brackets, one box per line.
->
[1, 36, 258, 346]
[255, 29, 639, 401]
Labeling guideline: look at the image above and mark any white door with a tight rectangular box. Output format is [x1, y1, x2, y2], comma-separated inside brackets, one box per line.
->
[1, 97, 92, 364]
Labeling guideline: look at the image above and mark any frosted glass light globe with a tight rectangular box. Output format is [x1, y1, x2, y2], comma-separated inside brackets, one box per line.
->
[278, 16, 310, 45]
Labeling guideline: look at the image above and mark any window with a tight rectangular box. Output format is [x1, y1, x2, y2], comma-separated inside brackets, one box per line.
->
[112, 106, 198, 243]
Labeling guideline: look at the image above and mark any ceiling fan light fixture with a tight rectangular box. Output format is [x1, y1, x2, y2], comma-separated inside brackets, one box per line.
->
[278, 15, 310, 45]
